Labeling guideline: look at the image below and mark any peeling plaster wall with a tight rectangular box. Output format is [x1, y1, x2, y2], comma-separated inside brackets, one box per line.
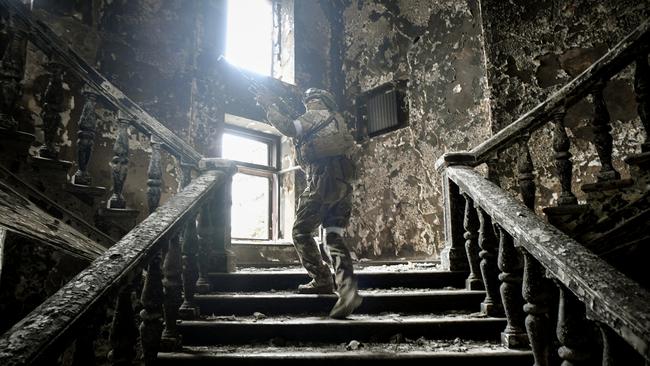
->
[482, 0, 650, 210]
[340, 0, 492, 259]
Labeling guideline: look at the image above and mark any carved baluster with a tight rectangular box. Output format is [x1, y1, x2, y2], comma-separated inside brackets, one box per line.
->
[179, 162, 200, 318]
[72, 320, 98, 365]
[518, 134, 536, 209]
[556, 285, 596, 365]
[518, 135, 553, 364]
[591, 82, 620, 182]
[0, 16, 26, 131]
[599, 324, 641, 365]
[161, 232, 183, 350]
[108, 111, 130, 209]
[160, 155, 183, 350]
[139, 251, 164, 365]
[634, 54, 650, 153]
[109, 285, 138, 366]
[462, 193, 483, 290]
[551, 108, 578, 205]
[146, 135, 162, 211]
[476, 206, 502, 316]
[38, 61, 65, 159]
[72, 87, 98, 185]
[139, 136, 165, 365]
[522, 252, 553, 366]
[496, 225, 527, 348]
[195, 203, 212, 294]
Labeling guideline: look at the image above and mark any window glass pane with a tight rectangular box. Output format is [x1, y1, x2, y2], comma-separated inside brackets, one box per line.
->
[231, 174, 270, 239]
[225, 0, 273, 76]
[222, 133, 269, 166]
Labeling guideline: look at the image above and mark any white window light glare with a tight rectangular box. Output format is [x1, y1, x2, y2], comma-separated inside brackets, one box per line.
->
[225, 0, 273, 76]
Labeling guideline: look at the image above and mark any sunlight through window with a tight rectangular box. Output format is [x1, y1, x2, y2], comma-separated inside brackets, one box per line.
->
[225, 0, 273, 76]
[222, 133, 269, 166]
[231, 174, 270, 239]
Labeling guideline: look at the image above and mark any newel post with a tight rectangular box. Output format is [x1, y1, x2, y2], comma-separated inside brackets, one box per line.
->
[436, 152, 475, 271]
[198, 158, 238, 273]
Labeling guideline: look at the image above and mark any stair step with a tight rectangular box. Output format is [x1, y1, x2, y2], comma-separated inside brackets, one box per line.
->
[196, 289, 484, 315]
[159, 345, 533, 365]
[178, 314, 506, 345]
[208, 270, 468, 291]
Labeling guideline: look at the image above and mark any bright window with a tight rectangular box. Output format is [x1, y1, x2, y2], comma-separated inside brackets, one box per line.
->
[222, 129, 279, 240]
[231, 174, 270, 239]
[225, 0, 273, 76]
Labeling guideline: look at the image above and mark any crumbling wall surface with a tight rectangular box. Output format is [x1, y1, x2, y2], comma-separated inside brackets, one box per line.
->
[482, 0, 649, 209]
[341, 0, 492, 259]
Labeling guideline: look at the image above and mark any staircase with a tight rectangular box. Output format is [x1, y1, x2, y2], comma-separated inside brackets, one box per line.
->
[157, 263, 532, 365]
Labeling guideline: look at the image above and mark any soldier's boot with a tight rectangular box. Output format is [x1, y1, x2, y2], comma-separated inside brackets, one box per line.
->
[326, 232, 362, 319]
[293, 233, 334, 294]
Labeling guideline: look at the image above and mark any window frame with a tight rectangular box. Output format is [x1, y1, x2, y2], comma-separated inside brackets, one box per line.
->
[223, 126, 282, 241]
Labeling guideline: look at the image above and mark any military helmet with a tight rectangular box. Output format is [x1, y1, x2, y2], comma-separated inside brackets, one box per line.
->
[302, 88, 338, 111]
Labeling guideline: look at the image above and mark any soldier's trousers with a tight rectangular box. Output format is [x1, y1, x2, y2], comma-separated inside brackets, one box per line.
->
[292, 156, 355, 285]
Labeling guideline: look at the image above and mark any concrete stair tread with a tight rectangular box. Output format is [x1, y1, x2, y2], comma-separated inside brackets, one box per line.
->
[158, 343, 533, 365]
[195, 312, 497, 323]
[203, 288, 476, 296]
[194, 290, 486, 315]
[178, 312, 507, 345]
[208, 270, 468, 291]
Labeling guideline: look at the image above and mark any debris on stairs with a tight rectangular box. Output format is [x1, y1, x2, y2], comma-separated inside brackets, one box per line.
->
[158, 262, 533, 365]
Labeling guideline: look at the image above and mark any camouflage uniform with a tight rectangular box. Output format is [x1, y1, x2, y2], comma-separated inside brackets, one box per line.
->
[292, 155, 355, 292]
[263, 88, 361, 318]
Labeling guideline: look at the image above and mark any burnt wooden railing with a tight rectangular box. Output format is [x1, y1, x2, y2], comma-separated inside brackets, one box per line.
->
[0, 2, 241, 365]
[0, 159, 237, 365]
[437, 19, 650, 365]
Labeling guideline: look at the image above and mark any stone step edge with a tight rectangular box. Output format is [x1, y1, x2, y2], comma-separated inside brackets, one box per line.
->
[197, 289, 484, 298]
[180, 317, 503, 326]
[158, 350, 532, 360]
[209, 270, 466, 276]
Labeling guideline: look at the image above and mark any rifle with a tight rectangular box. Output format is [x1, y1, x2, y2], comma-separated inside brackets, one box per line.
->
[217, 56, 302, 120]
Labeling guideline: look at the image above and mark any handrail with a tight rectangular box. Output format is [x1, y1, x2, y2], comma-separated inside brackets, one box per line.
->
[437, 19, 650, 169]
[0, 170, 225, 365]
[0, 165, 115, 247]
[0, 0, 204, 166]
[446, 165, 650, 359]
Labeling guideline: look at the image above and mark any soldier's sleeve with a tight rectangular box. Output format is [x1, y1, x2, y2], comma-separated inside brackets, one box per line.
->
[265, 103, 299, 138]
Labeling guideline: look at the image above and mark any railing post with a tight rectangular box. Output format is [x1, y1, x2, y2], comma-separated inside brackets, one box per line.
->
[0, 13, 26, 131]
[211, 169, 236, 272]
[38, 60, 65, 159]
[462, 193, 483, 290]
[72, 86, 99, 186]
[634, 54, 650, 153]
[139, 135, 165, 365]
[496, 225, 528, 348]
[441, 174, 469, 271]
[179, 162, 200, 319]
[108, 111, 130, 209]
[556, 285, 598, 365]
[476, 206, 502, 316]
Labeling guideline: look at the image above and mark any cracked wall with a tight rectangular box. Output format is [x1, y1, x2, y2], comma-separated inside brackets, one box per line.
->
[482, 0, 650, 211]
[340, 0, 492, 259]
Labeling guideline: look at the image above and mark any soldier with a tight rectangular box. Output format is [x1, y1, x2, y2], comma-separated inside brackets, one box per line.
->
[255, 87, 362, 319]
